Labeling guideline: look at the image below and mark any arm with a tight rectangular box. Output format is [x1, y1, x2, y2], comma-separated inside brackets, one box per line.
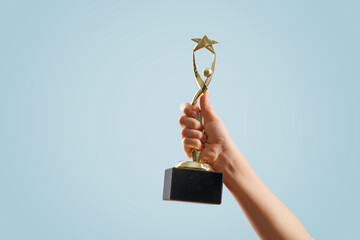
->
[179, 91, 312, 240]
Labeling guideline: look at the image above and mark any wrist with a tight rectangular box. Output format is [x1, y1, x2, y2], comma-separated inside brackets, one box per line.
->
[213, 140, 256, 190]
[212, 140, 239, 172]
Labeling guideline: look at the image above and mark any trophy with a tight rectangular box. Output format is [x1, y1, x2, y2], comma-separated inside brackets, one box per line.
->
[162, 35, 223, 204]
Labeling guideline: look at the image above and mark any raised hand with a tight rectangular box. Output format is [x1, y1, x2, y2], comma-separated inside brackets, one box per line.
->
[179, 91, 233, 171]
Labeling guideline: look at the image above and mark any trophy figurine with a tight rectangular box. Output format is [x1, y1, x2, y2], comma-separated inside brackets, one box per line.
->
[162, 35, 223, 204]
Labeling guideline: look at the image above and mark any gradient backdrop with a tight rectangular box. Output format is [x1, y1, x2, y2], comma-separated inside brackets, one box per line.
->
[1, 1, 359, 239]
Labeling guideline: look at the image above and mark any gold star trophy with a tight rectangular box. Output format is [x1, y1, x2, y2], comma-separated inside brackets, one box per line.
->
[162, 35, 223, 205]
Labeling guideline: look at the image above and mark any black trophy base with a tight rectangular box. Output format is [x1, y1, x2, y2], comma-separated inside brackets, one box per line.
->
[163, 167, 223, 204]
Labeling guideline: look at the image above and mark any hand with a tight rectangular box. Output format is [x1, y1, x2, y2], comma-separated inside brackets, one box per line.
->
[179, 91, 234, 171]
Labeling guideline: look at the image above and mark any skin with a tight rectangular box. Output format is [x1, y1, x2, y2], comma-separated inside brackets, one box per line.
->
[179, 91, 313, 240]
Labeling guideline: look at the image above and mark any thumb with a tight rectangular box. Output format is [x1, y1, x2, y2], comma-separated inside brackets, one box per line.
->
[199, 91, 218, 123]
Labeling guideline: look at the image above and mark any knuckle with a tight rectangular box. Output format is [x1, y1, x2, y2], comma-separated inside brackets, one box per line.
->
[178, 115, 186, 125]
[180, 103, 190, 113]
[193, 131, 202, 140]
[184, 108, 191, 116]
[180, 128, 187, 138]
[196, 140, 203, 149]
[183, 128, 202, 139]
[185, 106, 196, 117]
[192, 139, 201, 150]
[192, 120, 200, 129]
[186, 118, 197, 129]
[198, 131, 205, 140]
[182, 138, 190, 146]
[182, 138, 198, 149]
[194, 120, 203, 130]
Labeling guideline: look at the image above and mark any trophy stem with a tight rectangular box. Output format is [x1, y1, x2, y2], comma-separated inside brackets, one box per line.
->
[192, 150, 201, 162]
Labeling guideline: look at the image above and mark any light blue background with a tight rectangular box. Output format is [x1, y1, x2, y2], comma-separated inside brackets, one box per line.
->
[1, 1, 359, 239]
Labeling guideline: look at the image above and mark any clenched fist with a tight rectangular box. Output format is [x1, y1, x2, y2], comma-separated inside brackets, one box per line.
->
[178, 91, 234, 171]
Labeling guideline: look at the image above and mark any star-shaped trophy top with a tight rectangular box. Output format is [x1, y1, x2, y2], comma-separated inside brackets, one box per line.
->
[191, 35, 218, 54]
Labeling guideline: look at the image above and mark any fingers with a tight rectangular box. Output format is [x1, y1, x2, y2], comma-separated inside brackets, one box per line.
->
[180, 124, 207, 158]
[181, 128, 207, 142]
[180, 102, 200, 118]
[178, 115, 204, 131]
[183, 138, 204, 158]
[179, 102, 205, 158]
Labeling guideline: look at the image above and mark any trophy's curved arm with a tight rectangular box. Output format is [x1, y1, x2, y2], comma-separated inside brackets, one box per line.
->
[193, 51, 204, 90]
[204, 53, 216, 87]
[191, 88, 203, 106]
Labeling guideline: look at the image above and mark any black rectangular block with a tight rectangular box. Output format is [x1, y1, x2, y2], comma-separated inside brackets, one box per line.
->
[163, 167, 223, 204]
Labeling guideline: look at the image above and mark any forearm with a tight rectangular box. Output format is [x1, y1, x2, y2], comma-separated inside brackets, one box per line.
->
[215, 142, 312, 240]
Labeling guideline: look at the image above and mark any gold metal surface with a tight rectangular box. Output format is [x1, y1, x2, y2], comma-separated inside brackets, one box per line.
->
[191, 35, 218, 54]
[203, 68, 213, 77]
[175, 35, 218, 172]
[175, 161, 214, 172]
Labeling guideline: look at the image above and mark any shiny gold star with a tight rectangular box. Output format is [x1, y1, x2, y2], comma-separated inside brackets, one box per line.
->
[191, 35, 218, 54]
